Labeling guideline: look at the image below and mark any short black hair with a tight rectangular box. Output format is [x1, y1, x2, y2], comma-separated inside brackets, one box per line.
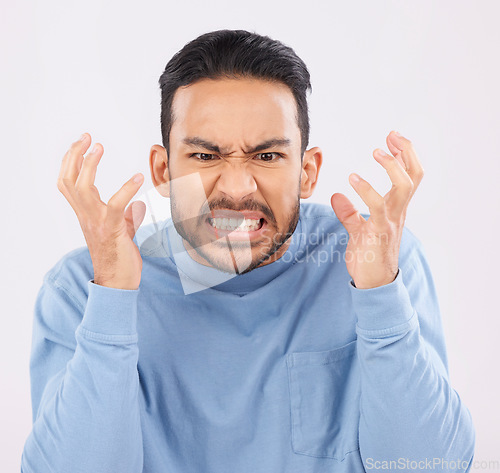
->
[158, 29, 312, 158]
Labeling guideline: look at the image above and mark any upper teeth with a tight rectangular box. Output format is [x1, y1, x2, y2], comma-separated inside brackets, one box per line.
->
[209, 217, 261, 231]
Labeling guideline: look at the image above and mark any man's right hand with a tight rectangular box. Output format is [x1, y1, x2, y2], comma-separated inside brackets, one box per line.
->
[57, 133, 147, 290]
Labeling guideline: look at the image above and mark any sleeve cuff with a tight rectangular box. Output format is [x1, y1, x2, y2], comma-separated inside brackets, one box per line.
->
[349, 267, 415, 332]
[80, 279, 139, 336]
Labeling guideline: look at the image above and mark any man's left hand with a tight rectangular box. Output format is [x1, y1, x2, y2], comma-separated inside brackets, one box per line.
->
[330, 130, 425, 289]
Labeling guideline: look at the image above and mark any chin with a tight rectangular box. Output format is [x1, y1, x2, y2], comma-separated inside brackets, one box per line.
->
[199, 244, 274, 275]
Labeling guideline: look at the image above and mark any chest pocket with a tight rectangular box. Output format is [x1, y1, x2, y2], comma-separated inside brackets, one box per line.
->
[286, 340, 360, 461]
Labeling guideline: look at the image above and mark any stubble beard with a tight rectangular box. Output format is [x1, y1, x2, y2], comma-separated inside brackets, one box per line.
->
[170, 192, 301, 276]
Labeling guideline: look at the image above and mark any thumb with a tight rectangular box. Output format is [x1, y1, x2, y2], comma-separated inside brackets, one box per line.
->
[124, 200, 147, 239]
[330, 193, 364, 234]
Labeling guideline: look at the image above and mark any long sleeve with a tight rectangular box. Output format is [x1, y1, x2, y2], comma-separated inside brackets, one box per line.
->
[351, 231, 475, 472]
[21, 274, 143, 473]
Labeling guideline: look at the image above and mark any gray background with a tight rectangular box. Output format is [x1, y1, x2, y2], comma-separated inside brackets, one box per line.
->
[1, 0, 499, 470]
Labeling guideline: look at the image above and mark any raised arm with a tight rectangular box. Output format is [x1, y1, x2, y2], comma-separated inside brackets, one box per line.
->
[21, 133, 147, 472]
[351, 234, 475, 471]
[331, 130, 474, 471]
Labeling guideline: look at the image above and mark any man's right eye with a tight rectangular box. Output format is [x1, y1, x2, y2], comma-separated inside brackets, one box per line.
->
[191, 153, 216, 161]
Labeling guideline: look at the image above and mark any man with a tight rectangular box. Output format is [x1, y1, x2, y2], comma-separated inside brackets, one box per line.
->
[21, 30, 475, 472]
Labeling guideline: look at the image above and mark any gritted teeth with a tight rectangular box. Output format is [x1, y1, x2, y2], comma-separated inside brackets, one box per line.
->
[208, 217, 264, 231]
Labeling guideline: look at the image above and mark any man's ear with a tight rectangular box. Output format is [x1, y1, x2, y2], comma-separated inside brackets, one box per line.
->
[149, 144, 170, 197]
[300, 147, 322, 199]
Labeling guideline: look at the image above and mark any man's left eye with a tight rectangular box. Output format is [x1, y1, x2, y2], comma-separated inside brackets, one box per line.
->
[256, 152, 281, 162]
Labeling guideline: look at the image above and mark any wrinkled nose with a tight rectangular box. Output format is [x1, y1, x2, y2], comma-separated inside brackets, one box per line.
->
[215, 163, 258, 202]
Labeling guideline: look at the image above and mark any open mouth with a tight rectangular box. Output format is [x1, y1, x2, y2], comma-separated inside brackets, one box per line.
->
[207, 216, 265, 232]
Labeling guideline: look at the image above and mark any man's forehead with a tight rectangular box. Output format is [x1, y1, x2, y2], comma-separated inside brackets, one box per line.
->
[175, 77, 294, 100]
[172, 78, 297, 119]
[170, 77, 301, 149]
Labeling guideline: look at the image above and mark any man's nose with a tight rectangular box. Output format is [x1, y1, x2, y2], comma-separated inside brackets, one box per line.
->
[215, 162, 258, 202]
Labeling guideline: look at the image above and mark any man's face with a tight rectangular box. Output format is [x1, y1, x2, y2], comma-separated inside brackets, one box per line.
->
[161, 77, 311, 275]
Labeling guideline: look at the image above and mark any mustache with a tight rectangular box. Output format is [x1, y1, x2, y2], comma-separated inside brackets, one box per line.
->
[200, 197, 276, 226]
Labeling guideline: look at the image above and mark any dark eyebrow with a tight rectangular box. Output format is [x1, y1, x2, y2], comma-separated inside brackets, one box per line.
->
[182, 136, 292, 155]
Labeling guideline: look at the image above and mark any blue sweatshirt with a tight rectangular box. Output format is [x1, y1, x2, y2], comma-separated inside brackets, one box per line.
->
[21, 202, 475, 473]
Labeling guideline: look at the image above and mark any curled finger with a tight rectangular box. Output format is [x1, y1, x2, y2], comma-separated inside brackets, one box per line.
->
[106, 173, 145, 226]
[349, 173, 386, 225]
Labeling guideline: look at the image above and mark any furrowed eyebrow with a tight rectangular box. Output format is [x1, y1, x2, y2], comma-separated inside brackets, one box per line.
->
[182, 137, 291, 155]
[183, 137, 224, 154]
[246, 138, 292, 154]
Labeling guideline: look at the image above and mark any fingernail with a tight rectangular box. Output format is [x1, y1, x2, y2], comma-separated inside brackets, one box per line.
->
[350, 173, 360, 183]
[394, 131, 402, 137]
[133, 173, 143, 184]
[79, 133, 88, 142]
[91, 144, 98, 153]
[377, 149, 388, 157]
